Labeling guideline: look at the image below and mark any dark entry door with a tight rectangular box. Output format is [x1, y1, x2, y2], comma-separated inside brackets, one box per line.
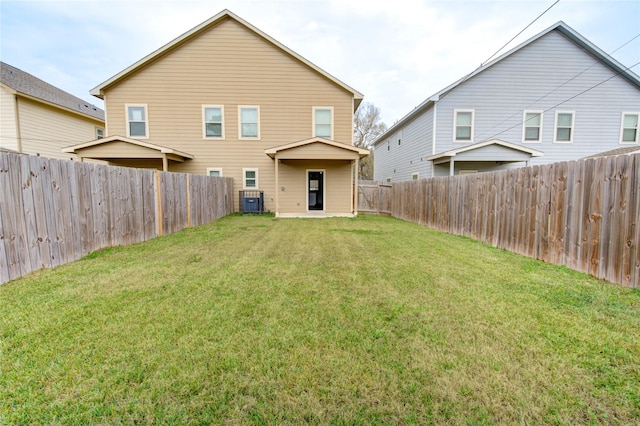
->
[308, 171, 324, 210]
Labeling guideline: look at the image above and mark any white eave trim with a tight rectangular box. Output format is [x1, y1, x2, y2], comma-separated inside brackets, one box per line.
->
[265, 137, 369, 158]
[62, 135, 194, 159]
[426, 139, 544, 161]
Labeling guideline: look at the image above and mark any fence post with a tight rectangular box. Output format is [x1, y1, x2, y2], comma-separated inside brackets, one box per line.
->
[187, 173, 191, 228]
[156, 170, 163, 237]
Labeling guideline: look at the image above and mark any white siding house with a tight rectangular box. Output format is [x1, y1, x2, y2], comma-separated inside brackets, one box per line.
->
[373, 21, 640, 180]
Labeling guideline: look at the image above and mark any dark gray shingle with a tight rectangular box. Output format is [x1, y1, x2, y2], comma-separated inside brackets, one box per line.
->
[1, 61, 104, 121]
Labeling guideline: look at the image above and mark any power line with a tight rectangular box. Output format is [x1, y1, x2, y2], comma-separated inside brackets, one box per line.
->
[475, 32, 640, 141]
[454, 0, 561, 88]
[481, 0, 561, 67]
[479, 59, 640, 142]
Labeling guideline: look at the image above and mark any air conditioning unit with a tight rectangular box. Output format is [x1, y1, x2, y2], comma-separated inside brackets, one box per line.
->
[239, 190, 264, 214]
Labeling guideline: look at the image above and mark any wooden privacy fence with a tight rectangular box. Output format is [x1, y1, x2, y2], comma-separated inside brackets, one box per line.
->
[361, 155, 639, 288]
[358, 180, 392, 215]
[0, 152, 234, 284]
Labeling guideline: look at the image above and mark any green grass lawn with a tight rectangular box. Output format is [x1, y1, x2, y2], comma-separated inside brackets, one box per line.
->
[1, 214, 639, 424]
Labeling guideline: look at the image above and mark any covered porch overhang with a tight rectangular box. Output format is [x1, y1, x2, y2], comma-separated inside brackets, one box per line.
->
[62, 135, 194, 172]
[265, 137, 369, 217]
[426, 139, 544, 176]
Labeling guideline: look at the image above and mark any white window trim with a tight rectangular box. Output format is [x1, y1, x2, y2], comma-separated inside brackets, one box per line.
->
[95, 127, 104, 139]
[238, 106, 260, 140]
[306, 169, 326, 213]
[620, 112, 640, 145]
[522, 110, 543, 143]
[202, 105, 225, 140]
[206, 168, 223, 177]
[411, 172, 419, 180]
[312, 106, 334, 139]
[454, 109, 474, 143]
[242, 168, 258, 189]
[554, 111, 575, 144]
[386, 177, 392, 183]
[125, 104, 149, 139]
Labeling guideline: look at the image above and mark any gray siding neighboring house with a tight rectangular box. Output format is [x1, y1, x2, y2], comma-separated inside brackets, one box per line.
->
[373, 21, 640, 181]
[0, 61, 105, 160]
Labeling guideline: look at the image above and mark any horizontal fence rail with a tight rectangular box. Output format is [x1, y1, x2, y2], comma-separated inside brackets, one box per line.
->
[0, 153, 234, 284]
[360, 155, 639, 288]
[358, 180, 392, 215]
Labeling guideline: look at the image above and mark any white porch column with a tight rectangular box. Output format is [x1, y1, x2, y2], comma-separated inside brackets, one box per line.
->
[449, 159, 455, 176]
[275, 157, 280, 216]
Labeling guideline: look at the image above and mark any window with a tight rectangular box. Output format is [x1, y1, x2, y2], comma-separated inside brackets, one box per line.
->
[387, 141, 390, 151]
[620, 113, 639, 144]
[96, 128, 104, 139]
[203, 106, 224, 139]
[243, 168, 258, 189]
[554, 111, 574, 143]
[207, 168, 223, 177]
[126, 104, 148, 138]
[313, 107, 333, 139]
[523, 111, 542, 143]
[412, 172, 419, 180]
[386, 177, 391, 183]
[239, 106, 260, 139]
[454, 110, 474, 142]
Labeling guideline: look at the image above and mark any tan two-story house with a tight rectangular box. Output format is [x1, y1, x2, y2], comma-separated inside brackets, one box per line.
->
[1, 62, 105, 160]
[63, 9, 368, 217]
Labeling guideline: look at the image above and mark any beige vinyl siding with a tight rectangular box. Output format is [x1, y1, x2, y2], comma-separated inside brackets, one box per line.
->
[17, 97, 104, 160]
[103, 17, 355, 212]
[0, 85, 18, 151]
[277, 160, 353, 214]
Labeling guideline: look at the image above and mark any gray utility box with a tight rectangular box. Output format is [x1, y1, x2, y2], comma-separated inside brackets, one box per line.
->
[239, 190, 264, 214]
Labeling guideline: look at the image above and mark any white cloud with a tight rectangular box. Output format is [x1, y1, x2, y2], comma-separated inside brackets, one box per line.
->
[1, 0, 638, 125]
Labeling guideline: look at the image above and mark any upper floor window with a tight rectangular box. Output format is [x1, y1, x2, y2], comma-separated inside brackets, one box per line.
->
[620, 113, 639, 144]
[126, 104, 148, 138]
[96, 128, 104, 139]
[203, 106, 224, 139]
[313, 107, 333, 139]
[454, 110, 474, 142]
[523, 111, 542, 143]
[554, 111, 574, 143]
[239, 106, 260, 139]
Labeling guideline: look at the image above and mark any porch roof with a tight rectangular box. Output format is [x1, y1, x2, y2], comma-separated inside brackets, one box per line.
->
[265, 137, 369, 160]
[62, 135, 193, 171]
[426, 139, 543, 164]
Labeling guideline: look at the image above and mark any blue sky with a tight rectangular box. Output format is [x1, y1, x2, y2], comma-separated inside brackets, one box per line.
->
[1, 0, 638, 125]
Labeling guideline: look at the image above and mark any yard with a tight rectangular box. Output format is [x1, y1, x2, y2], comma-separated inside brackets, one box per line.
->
[1, 214, 639, 424]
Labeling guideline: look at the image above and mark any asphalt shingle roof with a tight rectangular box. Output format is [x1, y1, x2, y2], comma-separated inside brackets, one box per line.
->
[1, 61, 104, 121]
[583, 146, 640, 159]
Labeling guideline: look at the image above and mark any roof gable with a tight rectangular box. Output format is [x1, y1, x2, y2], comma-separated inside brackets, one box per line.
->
[62, 135, 193, 159]
[90, 10, 363, 108]
[1, 61, 105, 122]
[374, 21, 640, 146]
[265, 137, 369, 159]
[427, 139, 543, 161]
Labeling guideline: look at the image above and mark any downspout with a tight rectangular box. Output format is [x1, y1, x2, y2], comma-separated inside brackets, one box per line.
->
[14, 95, 23, 153]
